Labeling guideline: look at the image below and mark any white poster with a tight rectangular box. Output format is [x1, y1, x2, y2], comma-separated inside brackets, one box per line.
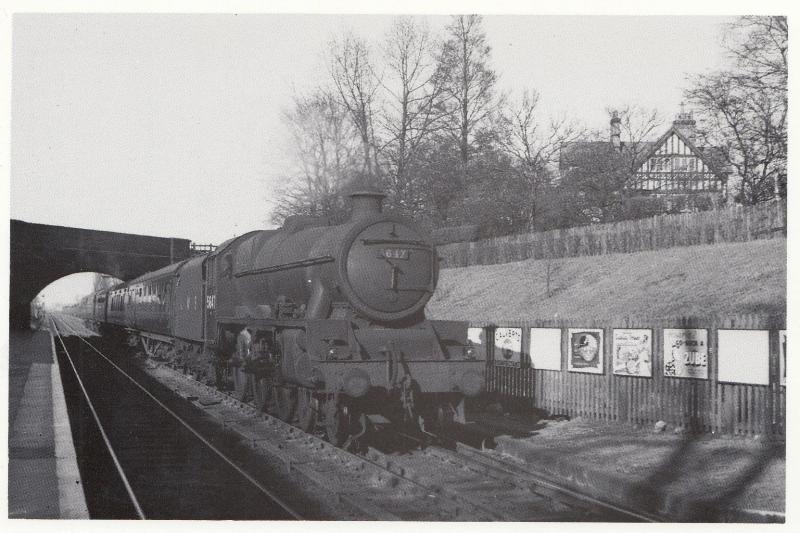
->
[530, 328, 562, 371]
[663, 329, 708, 379]
[717, 330, 769, 385]
[568, 329, 603, 374]
[494, 327, 523, 367]
[613, 329, 652, 377]
[467, 327, 486, 360]
[780, 330, 786, 386]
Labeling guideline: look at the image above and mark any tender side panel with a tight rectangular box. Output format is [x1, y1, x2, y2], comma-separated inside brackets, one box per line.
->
[173, 256, 205, 341]
[204, 254, 216, 343]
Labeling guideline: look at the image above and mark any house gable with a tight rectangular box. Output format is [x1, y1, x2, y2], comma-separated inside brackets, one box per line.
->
[632, 126, 727, 195]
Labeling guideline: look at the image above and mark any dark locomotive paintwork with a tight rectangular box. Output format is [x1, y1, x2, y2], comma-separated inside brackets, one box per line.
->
[69, 190, 484, 440]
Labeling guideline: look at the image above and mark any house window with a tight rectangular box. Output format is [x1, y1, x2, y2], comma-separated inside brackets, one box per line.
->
[673, 156, 698, 172]
[649, 157, 670, 172]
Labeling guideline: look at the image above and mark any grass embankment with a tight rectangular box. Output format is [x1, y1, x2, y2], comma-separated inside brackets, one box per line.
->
[428, 238, 786, 322]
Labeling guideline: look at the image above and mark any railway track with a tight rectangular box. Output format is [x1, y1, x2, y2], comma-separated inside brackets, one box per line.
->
[363, 423, 663, 522]
[53, 315, 662, 521]
[50, 317, 306, 519]
[370, 431, 663, 521]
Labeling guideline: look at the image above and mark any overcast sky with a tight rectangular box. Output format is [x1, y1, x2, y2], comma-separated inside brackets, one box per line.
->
[12, 14, 734, 245]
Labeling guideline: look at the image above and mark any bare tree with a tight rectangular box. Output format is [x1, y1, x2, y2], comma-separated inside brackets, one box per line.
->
[685, 16, 787, 204]
[437, 14, 499, 187]
[559, 106, 663, 224]
[378, 17, 446, 214]
[496, 89, 584, 230]
[272, 88, 359, 224]
[725, 16, 787, 91]
[328, 32, 381, 185]
[610, 105, 663, 174]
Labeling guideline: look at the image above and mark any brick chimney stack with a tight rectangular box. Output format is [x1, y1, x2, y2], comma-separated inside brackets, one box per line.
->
[610, 111, 621, 151]
[673, 103, 696, 142]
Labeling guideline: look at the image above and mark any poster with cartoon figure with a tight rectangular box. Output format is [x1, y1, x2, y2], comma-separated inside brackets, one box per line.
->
[568, 329, 603, 374]
[494, 327, 523, 367]
[663, 329, 708, 379]
[612, 329, 652, 377]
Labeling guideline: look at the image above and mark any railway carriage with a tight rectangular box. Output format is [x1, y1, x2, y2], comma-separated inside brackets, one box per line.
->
[71, 189, 485, 445]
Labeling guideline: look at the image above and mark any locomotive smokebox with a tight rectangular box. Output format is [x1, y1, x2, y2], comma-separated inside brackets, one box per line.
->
[349, 188, 386, 219]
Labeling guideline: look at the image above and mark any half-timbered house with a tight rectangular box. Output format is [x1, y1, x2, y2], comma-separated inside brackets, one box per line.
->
[560, 108, 731, 208]
[630, 110, 728, 197]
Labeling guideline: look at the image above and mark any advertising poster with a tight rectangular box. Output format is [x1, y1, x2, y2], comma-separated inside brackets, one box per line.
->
[494, 327, 523, 367]
[529, 328, 562, 371]
[568, 329, 603, 374]
[467, 327, 486, 360]
[717, 330, 769, 385]
[780, 330, 786, 386]
[663, 329, 708, 379]
[612, 329, 652, 377]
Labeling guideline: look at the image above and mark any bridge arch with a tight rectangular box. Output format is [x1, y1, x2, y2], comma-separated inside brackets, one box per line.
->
[10, 220, 192, 328]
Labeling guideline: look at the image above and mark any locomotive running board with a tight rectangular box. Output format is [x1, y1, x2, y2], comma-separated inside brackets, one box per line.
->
[216, 317, 308, 328]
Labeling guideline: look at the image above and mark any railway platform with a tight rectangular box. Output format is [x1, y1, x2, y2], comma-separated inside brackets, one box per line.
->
[8, 329, 89, 519]
[472, 410, 785, 522]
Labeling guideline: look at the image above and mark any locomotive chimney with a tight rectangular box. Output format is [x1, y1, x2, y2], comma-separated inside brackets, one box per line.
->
[349, 188, 386, 219]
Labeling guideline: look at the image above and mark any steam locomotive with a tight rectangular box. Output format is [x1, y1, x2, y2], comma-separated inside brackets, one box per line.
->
[69, 189, 484, 445]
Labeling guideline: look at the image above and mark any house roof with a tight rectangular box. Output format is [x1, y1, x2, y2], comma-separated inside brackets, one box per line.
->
[634, 125, 729, 177]
[559, 125, 730, 179]
[559, 140, 654, 171]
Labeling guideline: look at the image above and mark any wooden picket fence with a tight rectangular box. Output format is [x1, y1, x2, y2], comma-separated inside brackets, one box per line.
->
[439, 200, 786, 268]
[475, 313, 786, 438]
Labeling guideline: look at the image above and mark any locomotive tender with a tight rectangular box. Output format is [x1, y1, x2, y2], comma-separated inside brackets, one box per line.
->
[71, 190, 484, 445]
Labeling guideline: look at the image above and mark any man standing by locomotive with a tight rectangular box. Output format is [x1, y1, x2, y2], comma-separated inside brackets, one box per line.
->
[234, 327, 254, 402]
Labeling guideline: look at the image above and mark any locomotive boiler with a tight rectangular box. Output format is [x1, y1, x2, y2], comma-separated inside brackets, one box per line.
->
[74, 189, 485, 446]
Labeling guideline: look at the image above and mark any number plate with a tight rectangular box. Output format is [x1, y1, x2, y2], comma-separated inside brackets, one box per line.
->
[383, 248, 410, 260]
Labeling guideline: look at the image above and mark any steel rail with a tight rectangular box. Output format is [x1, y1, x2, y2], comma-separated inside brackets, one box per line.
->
[50, 319, 146, 519]
[53, 313, 660, 522]
[53, 317, 304, 520]
[390, 426, 660, 522]
[453, 443, 663, 522]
